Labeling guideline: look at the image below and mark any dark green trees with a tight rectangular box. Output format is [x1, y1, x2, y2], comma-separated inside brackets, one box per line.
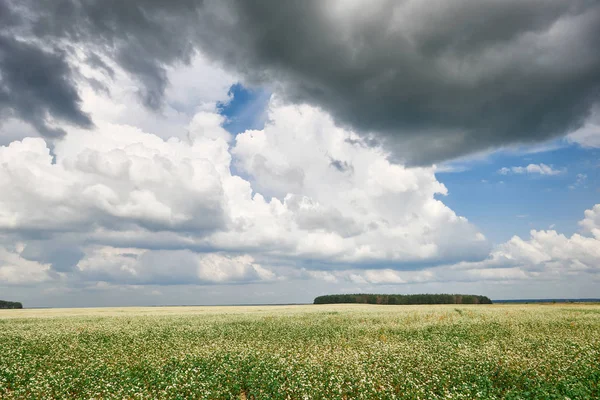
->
[314, 294, 492, 305]
[0, 300, 23, 309]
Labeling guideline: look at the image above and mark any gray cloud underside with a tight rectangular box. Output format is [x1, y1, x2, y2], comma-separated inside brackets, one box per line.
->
[2, 0, 600, 163]
[0, 35, 92, 137]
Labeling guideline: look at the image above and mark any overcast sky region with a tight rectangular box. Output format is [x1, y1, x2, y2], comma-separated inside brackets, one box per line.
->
[1, 0, 599, 307]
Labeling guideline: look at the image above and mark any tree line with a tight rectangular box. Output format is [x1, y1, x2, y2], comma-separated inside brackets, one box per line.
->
[0, 300, 23, 309]
[314, 294, 492, 305]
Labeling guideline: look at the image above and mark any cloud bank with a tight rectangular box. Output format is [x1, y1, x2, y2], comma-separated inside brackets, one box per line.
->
[0, 91, 489, 286]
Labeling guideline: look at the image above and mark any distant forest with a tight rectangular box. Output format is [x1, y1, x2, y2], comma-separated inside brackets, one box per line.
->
[314, 294, 493, 305]
[0, 300, 23, 309]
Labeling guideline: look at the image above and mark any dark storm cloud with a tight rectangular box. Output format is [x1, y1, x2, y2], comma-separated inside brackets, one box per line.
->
[28, 0, 202, 109]
[0, 35, 92, 137]
[198, 0, 600, 164]
[2, 0, 600, 163]
[0, 0, 201, 137]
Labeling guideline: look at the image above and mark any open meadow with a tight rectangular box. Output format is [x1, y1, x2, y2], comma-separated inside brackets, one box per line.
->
[1, 304, 599, 399]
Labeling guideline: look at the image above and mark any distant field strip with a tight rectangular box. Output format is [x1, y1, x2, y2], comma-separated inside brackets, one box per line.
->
[1, 304, 599, 399]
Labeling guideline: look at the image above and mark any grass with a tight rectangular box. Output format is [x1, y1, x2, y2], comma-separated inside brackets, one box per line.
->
[1, 304, 599, 399]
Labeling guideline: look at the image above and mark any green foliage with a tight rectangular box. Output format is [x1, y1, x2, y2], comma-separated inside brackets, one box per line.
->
[1, 304, 599, 399]
[0, 300, 22, 309]
[314, 293, 493, 305]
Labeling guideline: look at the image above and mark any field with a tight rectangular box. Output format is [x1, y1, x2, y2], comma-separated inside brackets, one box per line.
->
[1, 304, 599, 399]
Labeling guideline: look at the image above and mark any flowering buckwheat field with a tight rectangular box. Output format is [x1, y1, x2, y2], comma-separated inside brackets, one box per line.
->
[1, 304, 599, 399]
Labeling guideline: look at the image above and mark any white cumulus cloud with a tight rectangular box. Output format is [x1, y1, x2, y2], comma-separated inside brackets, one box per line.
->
[76, 247, 275, 285]
[319, 204, 600, 287]
[0, 91, 490, 289]
[498, 163, 563, 175]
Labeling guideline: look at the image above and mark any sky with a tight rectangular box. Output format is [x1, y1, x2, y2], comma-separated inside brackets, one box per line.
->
[0, 0, 599, 307]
